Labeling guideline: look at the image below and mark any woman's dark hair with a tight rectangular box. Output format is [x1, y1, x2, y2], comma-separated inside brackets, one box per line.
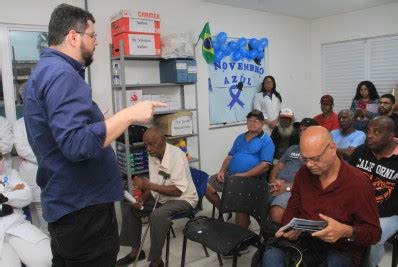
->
[261, 75, 282, 103]
[48, 4, 95, 46]
[353, 80, 380, 101]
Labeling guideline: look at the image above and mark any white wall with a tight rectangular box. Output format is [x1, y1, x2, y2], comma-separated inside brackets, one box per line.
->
[0, 0, 311, 174]
[310, 2, 398, 116]
[88, 0, 311, 174]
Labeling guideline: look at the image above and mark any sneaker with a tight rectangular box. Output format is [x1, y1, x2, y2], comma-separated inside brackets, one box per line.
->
[115, 250, 146, 266]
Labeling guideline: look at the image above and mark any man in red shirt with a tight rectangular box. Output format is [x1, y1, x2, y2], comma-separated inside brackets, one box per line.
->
[263, 126, 381, 266]
[314, 95, 340, 131]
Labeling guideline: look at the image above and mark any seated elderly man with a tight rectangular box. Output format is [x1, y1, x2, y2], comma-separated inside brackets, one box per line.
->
[349, 116, 398, 267]
[270, 108, 300, 160]
[268, 118, 319, 223]
[263, 126, 381, 266]
[116, 127, 198, 267]
[205, 109, 275, 229]
[331, 109, 366, 160]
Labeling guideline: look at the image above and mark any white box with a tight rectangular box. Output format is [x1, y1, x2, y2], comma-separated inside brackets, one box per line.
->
[151, 94, 161, 101]
[168, 101, 179, 111]
[142, 95, 152, 101]
[129, 90, 142, 105]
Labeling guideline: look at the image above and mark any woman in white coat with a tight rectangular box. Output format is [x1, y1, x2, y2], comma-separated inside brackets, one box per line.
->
[13, 117, 47, 234]
[0, 157, 51, 267]
[0, 116, 13, 169]
[253, 75, 282, 134]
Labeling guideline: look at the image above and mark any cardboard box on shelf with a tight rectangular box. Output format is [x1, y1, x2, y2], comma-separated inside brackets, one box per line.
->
[155, 111, 193, 136]
[110, 9, 160, 36]
[112, 32, 161, 57]
[159, 59, 187, 83]
[186, 59, 197, 83]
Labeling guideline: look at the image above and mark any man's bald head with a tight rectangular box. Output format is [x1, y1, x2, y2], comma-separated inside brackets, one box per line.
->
[300, 126, 337, 176]
[366, 116, 395, 152]
[368, 116, 395, 135]
[300, 126, 332, 153]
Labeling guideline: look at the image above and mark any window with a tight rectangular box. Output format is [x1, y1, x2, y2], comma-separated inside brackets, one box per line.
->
[0, 25, 47, 122]
[322, 35, 398, 112]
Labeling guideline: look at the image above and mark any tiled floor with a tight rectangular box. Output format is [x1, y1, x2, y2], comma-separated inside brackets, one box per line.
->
[116, 207, 393, 267]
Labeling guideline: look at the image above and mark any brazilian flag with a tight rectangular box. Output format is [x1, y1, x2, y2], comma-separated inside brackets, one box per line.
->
[199, 22, 215, 64]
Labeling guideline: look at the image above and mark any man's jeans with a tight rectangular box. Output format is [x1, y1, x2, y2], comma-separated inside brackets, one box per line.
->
[262, 245, 353, 267]
[369, 215, 398, 267]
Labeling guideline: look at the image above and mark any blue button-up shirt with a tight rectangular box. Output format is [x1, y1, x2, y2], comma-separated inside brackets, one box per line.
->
[23, 48, 123, 222]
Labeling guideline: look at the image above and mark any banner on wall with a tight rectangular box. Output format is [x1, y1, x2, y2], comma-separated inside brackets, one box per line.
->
[208, 50, 266, 125]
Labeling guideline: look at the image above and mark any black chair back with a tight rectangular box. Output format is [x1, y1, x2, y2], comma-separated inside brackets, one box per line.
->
[220, 176, 269, 225]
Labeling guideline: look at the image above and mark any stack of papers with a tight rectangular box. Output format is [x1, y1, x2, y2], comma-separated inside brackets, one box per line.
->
[280, 217, 327, 233]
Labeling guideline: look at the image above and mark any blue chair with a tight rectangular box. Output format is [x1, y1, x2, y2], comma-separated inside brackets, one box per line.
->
[165, 167, 209, 267]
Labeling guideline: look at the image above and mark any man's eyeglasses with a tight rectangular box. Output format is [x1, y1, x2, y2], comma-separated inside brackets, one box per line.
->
[300, 142, 330, 163]
[77, 31, 97, 39]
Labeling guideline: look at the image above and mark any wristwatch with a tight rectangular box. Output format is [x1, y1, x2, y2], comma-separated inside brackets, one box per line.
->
[286, 184, 291, 192]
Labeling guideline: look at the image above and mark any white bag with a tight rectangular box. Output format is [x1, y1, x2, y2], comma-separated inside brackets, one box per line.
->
[161, 33, 194, 59]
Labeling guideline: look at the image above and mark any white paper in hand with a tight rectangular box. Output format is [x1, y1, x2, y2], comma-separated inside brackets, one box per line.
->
[124, 190, 137, 204]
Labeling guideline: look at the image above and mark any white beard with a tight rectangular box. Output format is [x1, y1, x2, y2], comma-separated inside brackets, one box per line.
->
[277, 124, 294, 138]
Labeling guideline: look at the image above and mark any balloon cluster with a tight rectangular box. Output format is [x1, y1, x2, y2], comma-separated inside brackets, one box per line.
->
[213, 32, 268, 62]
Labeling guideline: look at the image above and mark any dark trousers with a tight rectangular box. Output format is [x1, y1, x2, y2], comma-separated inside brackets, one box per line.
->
[48, 203, 120, 267]
[119, 199, 192, 261]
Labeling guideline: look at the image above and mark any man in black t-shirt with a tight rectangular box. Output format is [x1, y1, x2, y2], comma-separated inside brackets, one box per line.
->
[349, 116, 398, 267]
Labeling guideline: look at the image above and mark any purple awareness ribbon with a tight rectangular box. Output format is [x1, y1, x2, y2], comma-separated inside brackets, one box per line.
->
[227, 84, 245, 110]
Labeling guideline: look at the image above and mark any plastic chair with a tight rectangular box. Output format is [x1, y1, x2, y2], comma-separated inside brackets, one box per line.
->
[164, 167, 209, 267]
[181, 175, 269, 267]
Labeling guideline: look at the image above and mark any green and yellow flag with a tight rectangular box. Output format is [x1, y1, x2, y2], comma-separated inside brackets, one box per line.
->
[199, 22, 214, 64]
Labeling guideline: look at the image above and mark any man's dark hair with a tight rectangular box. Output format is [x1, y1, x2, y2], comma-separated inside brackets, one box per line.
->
[380, 93, 396, 104]
[48, 4, 95, 46]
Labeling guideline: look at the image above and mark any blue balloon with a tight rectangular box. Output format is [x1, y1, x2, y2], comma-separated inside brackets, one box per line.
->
[240, 48, 249, 59]
[237, 37, 247, 48]
[249, 50, 258, 59]
[212, 42, 219, 51]
[220, 44, 228, 51]
[215, 50, 224, 62]
[257, 50, 264, 58]
[217, 32, 227, 45]
[232, 51, 242, 61]
[223, 46, 232, 56]
[256, 51, 264, 61]
[259, 38, 268, 48]
[249, 38, 259, 49]
[228, 41, 238, 51]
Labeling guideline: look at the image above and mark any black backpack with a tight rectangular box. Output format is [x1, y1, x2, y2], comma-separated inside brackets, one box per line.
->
[252, 235, 327, 267]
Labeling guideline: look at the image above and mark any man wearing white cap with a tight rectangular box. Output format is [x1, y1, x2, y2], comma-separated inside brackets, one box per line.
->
[270, 108, 300, 160]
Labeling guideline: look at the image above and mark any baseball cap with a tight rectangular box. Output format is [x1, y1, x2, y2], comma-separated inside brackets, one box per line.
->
[279, 108, 294, 118]
[246, 109, 265, 121]
[320, 95, 334, 105]
[300, 118, 319, 127]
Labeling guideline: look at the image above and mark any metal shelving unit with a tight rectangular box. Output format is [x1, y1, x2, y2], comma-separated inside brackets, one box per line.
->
[110, 40, 201, 185]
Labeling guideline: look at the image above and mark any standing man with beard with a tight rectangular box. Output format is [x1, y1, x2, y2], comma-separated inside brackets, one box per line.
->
[349, 116, 398, 267]
[378, 94, 398, 138]
[23, 4, 165, 266]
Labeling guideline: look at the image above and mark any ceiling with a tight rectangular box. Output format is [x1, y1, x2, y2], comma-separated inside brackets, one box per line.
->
[203, 0, 398, 19]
